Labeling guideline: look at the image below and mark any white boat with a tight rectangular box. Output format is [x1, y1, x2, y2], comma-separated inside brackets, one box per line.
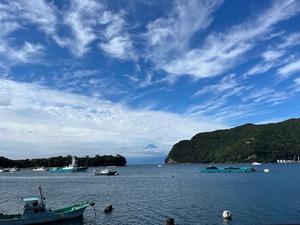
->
[0, 186, 94, 225]
[0, 168, 10, 172]
[94, 168, 118, 176]
[252, 162, 262, 165]
[9, 167, 20, 172]
[48, 156, 88, 172]
[33, 167, 48, 172]
[264, 168, 270, 173]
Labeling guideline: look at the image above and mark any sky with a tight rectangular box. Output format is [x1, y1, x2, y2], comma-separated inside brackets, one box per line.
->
[0, 0, 300, 163]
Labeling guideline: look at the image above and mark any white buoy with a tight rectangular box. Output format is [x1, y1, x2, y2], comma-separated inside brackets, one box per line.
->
[222, 210, 232, 219]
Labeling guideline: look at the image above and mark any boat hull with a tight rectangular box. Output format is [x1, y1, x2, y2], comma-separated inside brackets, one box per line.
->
[95, 171, 118, 176]
[48, 167, 88, 172]
[0, 202, 90, 225]
[94, 168, 118, 176]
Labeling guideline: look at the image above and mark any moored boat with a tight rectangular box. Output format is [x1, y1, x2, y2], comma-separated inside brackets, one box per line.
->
[200, 166, 255, 173]
[0, 186, 94, 225]
[32, 167, 48, 172]
[10, 167, 20, 172]
[94, 168, 118, 176]
[48, 156, 88, 172]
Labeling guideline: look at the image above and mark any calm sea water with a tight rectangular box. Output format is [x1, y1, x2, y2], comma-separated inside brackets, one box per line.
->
[0, 163, 300, 225]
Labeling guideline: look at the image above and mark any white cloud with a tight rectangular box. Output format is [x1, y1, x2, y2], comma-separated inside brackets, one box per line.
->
[0, 78, 225, 159]
[242, 87, 291, 105]
[99, 35, 136, 60]
[246, 62, 276, 77]
[278, 59, 300, 77]
[0, 41, 44, 65]
[160, 0, 300, 79]
[262, 50, 284, 61]
[278, 32, 300, 49]
[194, 74, 238, 96]
[294, 77, 300, 92]
[62, 0, 102, 57]
[245, 32, 300, 77]
[0, 2, 22, 38]
[98, 10, 137, 60]
[18, 0, 57, 35]
[144, 0, 223, 62]
[0, 1, 57, 38]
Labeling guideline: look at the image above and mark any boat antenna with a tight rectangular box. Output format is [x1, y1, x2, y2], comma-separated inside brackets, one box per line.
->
[38, 186, 46, 204]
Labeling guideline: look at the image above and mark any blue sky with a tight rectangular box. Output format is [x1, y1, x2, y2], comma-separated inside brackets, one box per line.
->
[0, 0, 300, 162]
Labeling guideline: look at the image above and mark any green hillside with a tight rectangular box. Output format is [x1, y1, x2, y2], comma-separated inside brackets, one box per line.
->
[166, 118, 300, 163]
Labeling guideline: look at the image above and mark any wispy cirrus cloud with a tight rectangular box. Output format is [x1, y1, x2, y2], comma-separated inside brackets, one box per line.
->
[99, 35, 136, 60]
[0, 0, 135, 60]
[278, 59, 300, 78]
[242, 87, 292, 106]
[61, 0, 102, 57]
[193, 74, 239, 97]
[294, 77, 300, 92]
[17, 0, 57, 35]
[246, 62, 277, 77]
[0, 1, 52, 65]
[187, 74, 252, 120]
[245, 32, 300, 77]
[0, 41, 44, 66]
[160, 0, 300, 79]
[262, 50, 285, 61]
[98, 9, 137, 60]
[144, 0, 223, 63]
[278, 32, 300, 49]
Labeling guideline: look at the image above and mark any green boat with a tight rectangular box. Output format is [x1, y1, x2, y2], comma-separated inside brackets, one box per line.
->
[200, 165, 255, 173]
[0, 186, 94, 225]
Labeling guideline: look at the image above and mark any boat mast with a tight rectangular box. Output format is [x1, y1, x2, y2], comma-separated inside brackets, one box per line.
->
[38, 186, 45, 204]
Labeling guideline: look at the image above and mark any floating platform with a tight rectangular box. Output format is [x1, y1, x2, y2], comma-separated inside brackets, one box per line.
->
[200, 166, 255, 173]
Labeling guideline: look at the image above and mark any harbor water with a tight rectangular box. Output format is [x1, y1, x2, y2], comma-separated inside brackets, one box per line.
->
[0, 163, 300, 225]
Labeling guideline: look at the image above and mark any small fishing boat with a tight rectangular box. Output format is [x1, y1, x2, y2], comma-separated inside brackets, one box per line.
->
[252, 162, 262, 165]
[0, 186, 94, 225]
[32, 167, 48, 172]
[48, 156, 88, 172]
[94, 168, 118, 176]
[200, 166, 255, 173]
[9, 167, 20, 172]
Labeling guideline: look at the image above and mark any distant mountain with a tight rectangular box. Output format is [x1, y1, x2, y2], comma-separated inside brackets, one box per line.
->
[165, 118, 300, 164]
[143, 144, 159, 150]
[127, 144, 164, 164]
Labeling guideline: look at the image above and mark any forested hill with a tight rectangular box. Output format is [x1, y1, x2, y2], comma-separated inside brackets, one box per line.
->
[165, 118, 300, 164]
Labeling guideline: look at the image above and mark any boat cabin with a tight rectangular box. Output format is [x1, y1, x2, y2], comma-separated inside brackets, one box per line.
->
[22, 198, 48, 217]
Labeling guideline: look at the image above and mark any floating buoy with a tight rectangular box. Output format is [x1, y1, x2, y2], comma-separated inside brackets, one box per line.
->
[104, 204, 113, 213]
[222, 210, 232, 220]
[90, 201, 95, 206]
[166, 217, 175, 225]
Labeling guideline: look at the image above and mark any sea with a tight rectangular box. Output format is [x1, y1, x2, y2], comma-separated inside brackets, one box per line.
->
[0, 163, 300, 225]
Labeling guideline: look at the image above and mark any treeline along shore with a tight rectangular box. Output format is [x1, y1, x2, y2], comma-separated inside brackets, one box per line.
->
[0, 154, 127, 168]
